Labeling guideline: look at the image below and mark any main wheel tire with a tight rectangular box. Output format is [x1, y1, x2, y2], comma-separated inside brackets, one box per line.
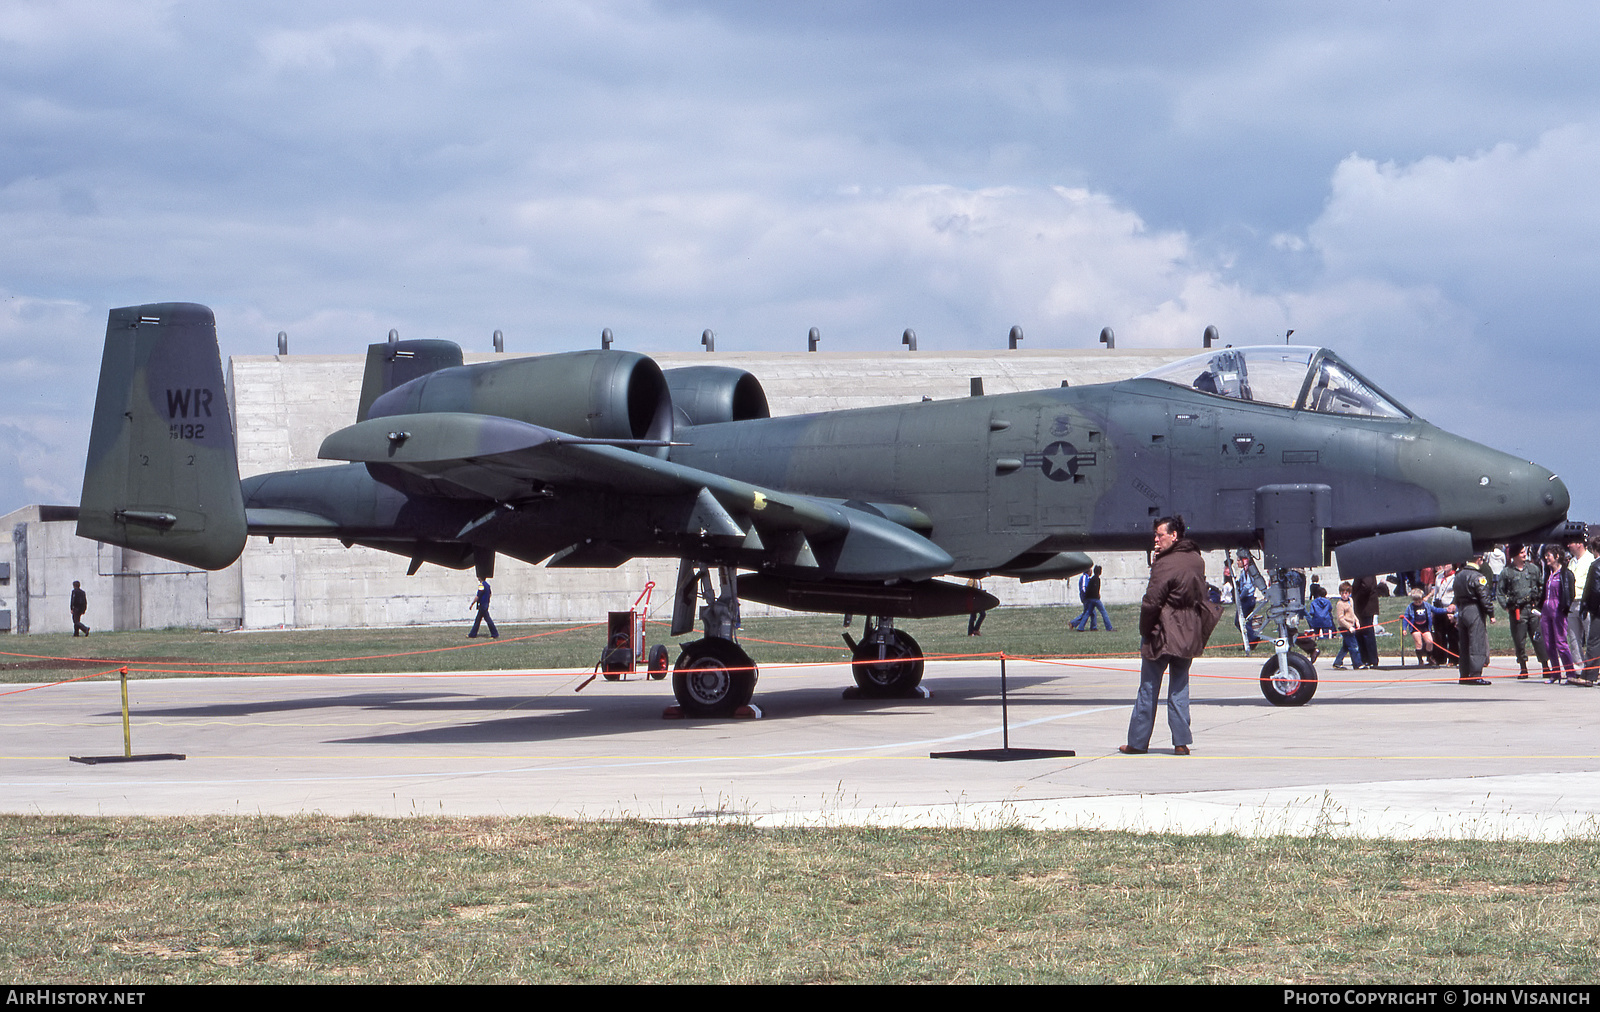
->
[672, 637, 758, 716]
[851, 629, 925, 697]
[1259, 651, 1318, 706]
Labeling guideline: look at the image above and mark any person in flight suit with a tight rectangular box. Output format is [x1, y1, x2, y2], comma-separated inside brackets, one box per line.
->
[1453, 553, 1496, 685]
[1498, 543, 1547, 677]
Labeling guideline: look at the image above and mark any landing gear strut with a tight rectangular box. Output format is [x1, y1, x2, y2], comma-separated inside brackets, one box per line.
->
[669, 562, 757, 717]
[1255, 562, 1319, 706]
[845, 616, 925, 697]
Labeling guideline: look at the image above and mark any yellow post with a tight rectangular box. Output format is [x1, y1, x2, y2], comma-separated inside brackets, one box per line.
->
[119, 666, 131, 758]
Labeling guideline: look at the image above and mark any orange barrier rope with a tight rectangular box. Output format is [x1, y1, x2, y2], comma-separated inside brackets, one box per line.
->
[0, 620, 601, 668]
[5, 609, 1593, 698]
[0, 667, 126, 696]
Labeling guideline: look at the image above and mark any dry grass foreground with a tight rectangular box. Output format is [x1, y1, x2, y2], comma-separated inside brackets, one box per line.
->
[3, 815, 1598, 984]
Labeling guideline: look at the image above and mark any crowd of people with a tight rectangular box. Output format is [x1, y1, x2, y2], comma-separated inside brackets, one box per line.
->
[1216, 529, 1600, 685]
[1117, 516, 1597, 757]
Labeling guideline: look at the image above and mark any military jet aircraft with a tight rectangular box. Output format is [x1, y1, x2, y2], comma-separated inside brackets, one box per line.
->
[78, 303, 1570, 714]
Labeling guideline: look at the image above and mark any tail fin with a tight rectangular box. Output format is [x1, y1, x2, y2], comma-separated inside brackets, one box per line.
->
[355, 338, 463, 421]
[77, 303, 247, 570]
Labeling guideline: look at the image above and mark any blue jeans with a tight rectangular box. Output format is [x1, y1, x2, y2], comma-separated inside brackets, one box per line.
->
[1072, 599, 1113, 630]
[1126, 655, 1192, 750]
[1334, 631, 1359, 666]
[469, 608, 498, 638]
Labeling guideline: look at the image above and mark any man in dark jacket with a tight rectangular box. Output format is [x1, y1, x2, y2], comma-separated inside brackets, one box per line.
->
[1120, 516, 1221, 756]
[1453, 553, 1495, 684]
[1353, 575, 1382, 669]
[70, 581, 89, 637]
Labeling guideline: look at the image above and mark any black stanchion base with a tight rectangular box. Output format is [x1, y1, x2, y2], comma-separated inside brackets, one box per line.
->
[930, 748, 1075, 762]
[70, 754, 187, 765]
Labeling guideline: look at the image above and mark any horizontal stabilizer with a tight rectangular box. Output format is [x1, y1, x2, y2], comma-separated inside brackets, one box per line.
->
[245, 508, 341, 535]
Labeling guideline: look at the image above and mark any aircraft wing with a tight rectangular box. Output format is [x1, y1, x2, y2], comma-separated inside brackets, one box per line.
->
[317, 412, 953, 581]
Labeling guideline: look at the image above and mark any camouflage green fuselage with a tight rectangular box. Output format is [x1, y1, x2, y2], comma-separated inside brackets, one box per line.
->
[668, 378, 1565, 571]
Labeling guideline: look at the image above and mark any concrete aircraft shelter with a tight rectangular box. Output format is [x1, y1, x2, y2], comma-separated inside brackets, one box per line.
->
[6, 344, 1220, 634]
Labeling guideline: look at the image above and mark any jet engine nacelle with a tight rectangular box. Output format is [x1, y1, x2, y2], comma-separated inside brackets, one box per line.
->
[1334, 526, 1474, 579]
[365, 349, 675, 444]
[662, 366, 771, 427]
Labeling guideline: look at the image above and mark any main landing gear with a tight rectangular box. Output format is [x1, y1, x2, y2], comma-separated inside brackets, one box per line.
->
[669, 563, 757, 717]
[843, 616, 926, 697]
[673, 636, 757, 716]
[667, 563, 932, 715]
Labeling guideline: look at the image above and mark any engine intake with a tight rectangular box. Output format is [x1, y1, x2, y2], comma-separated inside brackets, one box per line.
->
[662, 366, 770, 427]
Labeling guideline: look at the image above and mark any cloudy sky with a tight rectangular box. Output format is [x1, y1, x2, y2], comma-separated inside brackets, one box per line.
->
[2, 1, 1596, 520]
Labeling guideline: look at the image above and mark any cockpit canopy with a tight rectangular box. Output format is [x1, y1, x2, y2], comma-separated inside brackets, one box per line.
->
[1139, 346, 1412, 420]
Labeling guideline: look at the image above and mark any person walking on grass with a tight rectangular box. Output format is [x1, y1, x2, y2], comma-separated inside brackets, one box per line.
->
[70, 581, 89, 637]
[1071, 566, 1113, 632]
[1120, 516, 1221, 757]
[468, 579, 499, 639]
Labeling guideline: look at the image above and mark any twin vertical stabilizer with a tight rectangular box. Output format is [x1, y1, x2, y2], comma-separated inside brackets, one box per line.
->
[77, 303, 247, 570]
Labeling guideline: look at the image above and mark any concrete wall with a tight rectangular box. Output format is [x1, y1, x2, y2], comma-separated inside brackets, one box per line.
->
[3, 505, 240, 634]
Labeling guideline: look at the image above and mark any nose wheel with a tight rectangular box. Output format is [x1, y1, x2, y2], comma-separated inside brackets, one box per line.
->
[1259, 650, 1318, 706]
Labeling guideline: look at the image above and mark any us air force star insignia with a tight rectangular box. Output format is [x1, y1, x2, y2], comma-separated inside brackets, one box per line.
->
[1039, 441, 1078, 482]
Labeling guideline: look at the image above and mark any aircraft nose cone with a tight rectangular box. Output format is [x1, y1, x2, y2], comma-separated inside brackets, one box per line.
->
[1472, 454, 1569, 540]
[1408, 428, 1569, 540]
[1543, 468, 1572, 521]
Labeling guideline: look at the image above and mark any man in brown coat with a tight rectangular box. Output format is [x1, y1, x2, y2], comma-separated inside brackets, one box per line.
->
[1120, 516, 1222, 755]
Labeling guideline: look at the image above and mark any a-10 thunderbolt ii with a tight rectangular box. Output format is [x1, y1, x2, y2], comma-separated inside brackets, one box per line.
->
[78, 303, 1571, 714]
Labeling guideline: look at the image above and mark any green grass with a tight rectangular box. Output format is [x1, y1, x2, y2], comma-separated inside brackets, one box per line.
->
[0, 607, 1142, 684]
[3, 815, 1598, 984]
[0, 603, 1548, 684]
